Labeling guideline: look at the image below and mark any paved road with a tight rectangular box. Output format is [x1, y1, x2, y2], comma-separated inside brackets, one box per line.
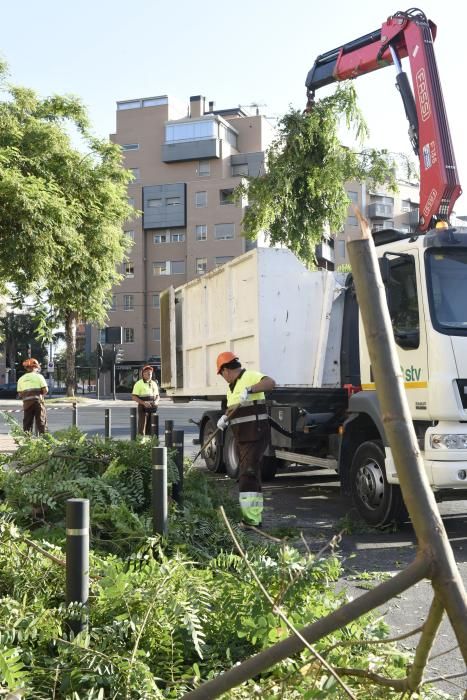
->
[0, 397, 220, 456]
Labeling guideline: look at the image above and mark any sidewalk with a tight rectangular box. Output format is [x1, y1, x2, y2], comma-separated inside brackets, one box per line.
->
[0, 433, 16, 454]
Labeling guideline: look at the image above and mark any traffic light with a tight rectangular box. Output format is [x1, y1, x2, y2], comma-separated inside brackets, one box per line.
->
[97, 343, 104, 370]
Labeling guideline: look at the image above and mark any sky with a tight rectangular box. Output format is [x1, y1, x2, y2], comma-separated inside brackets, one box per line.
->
[1, 0, 466, 212]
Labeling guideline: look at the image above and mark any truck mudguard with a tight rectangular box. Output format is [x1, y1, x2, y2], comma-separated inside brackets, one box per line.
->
[347, 391, 387, 444]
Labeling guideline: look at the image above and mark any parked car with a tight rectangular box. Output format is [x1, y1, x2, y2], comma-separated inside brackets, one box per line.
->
[0, 382, 18, 399]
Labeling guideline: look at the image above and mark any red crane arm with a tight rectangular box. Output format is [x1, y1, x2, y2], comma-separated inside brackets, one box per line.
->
[306, 9, 461, 230]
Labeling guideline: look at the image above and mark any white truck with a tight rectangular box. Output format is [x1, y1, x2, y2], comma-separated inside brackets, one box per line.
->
[160, 240, 467, 527]
[161, 8, 467, 527]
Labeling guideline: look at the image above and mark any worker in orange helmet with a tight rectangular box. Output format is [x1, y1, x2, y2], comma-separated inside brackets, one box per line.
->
[17, 358, 48, 434]
[132, 365, 160, 435]
[216, 351, 276, 528]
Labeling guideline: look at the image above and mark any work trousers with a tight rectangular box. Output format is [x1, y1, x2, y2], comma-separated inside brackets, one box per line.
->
[233, 423, 269, 493]
[23, 399, 47, 434]
[137, 405, 157, 436]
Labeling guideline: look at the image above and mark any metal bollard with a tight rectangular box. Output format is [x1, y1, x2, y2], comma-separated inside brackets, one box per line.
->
[152, 446, 168, 535]
[164, 419, 174, 448]
[151, 413, 159, 439]
[72, 402, 78, 428]
[104, 408, 111, 439]
[66, 498, 89, 635]
[130, 407, 137, 441]
[172, 429, 184, 505]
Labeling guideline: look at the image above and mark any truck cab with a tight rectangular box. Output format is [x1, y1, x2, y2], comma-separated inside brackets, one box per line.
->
[341, 226, 467, 525]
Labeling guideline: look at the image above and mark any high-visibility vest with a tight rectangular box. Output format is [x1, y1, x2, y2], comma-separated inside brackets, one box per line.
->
[132, 379, 159, 401]
[17, 372, 47, 398]
[226, 370, 265, 408]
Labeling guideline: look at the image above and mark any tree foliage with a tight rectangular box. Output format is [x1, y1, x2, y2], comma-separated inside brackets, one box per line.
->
[0, 61, 135, 394]
[238, 84, 399, 264]
[0, 430, 440, 699]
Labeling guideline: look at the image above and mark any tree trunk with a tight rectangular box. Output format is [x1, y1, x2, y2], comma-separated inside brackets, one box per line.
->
[65, 311, 77, 398]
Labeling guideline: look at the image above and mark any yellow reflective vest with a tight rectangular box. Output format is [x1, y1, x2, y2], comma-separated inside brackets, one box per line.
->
[226, 370, 265, 408]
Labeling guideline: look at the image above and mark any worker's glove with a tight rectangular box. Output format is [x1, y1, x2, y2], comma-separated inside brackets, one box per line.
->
[239, 387, 251, 403]
[217, 415, 229, 431]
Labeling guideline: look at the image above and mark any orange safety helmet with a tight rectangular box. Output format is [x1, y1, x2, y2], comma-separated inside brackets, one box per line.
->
[216, 351, 238, 374]
[23, 358, 40, 370]
[142, 365, 153, 373]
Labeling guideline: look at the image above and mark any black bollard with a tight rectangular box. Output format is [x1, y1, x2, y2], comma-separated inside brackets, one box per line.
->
[130, 407, 137, 441]
[164, 419, 174, 448]
[105, 408, 111, 439]
[66, 498, 89, 635]
[172, 429, 184, 505]
[152, 446, 167, 535]
[151, 412, 159, 439]
[72, 402, 78, 428]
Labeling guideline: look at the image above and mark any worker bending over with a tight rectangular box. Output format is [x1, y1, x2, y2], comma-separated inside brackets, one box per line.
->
[216, 351, 276, 527]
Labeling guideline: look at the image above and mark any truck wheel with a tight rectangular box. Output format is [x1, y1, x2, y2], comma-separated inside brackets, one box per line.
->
[201, 417, 224, 473]
[350, 441, 407, 528]
[261, 456, 279, 481]
[224, 428, 239, 480]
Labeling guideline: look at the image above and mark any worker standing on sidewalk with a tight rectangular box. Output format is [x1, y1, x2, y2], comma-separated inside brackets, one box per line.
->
[132, 365, 160, 435]
[216, 352, 276, 528]
[17, 358, 48, 434]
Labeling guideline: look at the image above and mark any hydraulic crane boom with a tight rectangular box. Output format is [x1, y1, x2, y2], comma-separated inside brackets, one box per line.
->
[306, 8, 461, 230]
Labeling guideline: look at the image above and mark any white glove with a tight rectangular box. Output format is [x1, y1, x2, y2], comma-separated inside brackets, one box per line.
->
[239, 387, 250, 403]
[217, 415, 229, 431]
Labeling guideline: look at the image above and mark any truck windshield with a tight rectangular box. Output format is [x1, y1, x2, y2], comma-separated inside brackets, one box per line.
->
[426, 249, 467, 334]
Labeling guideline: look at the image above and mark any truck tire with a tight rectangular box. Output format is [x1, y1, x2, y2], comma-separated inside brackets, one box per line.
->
[350, 441, 408, 528]
[224, 428, 239, 480]
[261, 456, 279, 481]
[201, 417, 225, 473]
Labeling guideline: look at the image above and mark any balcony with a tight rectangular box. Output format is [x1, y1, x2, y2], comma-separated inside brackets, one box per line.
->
[162, 138, 221, 163]
[368, 202, 394, 219]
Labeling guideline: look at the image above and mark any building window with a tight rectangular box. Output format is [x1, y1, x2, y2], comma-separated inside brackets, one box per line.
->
[124, 328, 135, 343]
[122, 143, 139, 151]
[196, 258, 207, 275]
[198, 161, 210, 177]
[166, 196, 181, 206]
[128, 168, 140, 181]
[153, 261, 168, 275]
[110, 295, 117, 311]
[147, 198, 162, 207]
[171, 231, 185, 242]
[214, 223, 234, 240]
[347, 190, 358, 203]
[165, 120, 217, 143]
[215, 256, 234, 267]
[196, 225, 207, 241]
[232, 163, 249, 177]
[401, 199, 411, 212]
[123, 294, 134, 311]
[152, 293, 160, 308]
[125, 230, 135, 241]
[347, 215, 358, 227]
[153, 260, 185, 275]
[337, 240, 346, 259]
[98, 329, 107, 343]
[195, 191, 207, 208]
[152, 327, 161, 341]
[220, 188, 234, 205]
[153, 233, 168, 244]
[123, 261, 134, 277]
[171, 260, 185, 274]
